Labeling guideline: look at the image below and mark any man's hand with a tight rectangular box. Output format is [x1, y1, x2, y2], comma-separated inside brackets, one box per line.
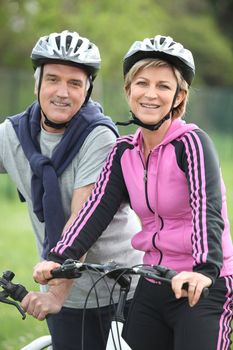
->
[21, 290, 62, 320]
[21, 279, 74, 320]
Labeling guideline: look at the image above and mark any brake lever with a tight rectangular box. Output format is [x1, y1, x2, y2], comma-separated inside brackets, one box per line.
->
[0, 271, 28, 319]
[0, 290, 26, 319]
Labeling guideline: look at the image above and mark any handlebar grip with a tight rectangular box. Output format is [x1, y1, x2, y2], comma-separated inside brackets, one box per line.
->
[182, 282, 209, 298]
[11, 284, 28, 302]
[156, 267, 210, 298]
[150, 266, 209, 298]
[51, 266, 81, 279]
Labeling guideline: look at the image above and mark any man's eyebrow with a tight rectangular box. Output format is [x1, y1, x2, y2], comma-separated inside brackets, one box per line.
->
[44, 73, 57, 78]
[44, 74, 84, 83]
[70, 78, 83, 82]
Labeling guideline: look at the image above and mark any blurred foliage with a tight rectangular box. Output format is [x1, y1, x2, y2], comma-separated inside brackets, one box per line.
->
[208, 0, 233, 48]
[0, 0, 232, 86]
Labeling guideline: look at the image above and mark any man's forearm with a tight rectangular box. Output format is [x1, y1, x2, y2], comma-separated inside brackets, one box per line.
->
[48, 279, 74, 304]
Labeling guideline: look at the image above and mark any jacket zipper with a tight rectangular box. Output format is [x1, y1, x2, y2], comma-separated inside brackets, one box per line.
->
[139, 152, 154, 214]
[139, 150, 164, 264]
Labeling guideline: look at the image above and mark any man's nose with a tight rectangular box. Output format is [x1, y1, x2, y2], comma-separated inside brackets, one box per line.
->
[56, 81, 69, 97]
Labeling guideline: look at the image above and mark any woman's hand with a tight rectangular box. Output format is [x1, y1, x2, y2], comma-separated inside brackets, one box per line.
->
[171, 271, 212, 307]
[33, 260, 63, 285]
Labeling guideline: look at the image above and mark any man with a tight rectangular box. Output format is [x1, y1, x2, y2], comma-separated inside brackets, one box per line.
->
[0, 30, 142, 350]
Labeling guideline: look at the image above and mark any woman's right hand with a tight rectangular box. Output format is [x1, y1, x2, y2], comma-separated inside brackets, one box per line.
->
[172, 271, 212, 307]
[33, 260, 63, 285]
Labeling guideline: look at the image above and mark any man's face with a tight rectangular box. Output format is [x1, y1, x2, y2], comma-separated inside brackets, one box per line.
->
[35, 63, 89, 131]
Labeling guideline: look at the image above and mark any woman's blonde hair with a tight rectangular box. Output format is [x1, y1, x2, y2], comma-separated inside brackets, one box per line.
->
[124, 58, 189, 119]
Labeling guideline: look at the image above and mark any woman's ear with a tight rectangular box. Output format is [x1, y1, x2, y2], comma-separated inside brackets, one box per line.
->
[174, 89, 186, 108]
[124, 85, 131, 100]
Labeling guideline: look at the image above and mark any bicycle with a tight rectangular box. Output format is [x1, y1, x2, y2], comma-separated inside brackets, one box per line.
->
[0, 260, 209, 350]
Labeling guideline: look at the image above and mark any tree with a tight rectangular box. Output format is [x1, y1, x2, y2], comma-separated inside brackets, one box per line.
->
[208, 0, 233, 45]
[0, 0, 232, 86]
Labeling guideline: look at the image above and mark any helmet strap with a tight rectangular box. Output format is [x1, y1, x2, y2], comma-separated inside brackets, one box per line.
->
[42, 112, 70, 129]
[116, 86, 180, 131]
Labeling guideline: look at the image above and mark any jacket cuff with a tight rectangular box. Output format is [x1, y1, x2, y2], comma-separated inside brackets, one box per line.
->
[193, 263, 220, 285]
[47, 252, 66, 264]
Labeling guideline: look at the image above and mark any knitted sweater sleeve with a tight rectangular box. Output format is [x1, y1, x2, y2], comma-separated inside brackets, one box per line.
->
[48, 143, 128, 263]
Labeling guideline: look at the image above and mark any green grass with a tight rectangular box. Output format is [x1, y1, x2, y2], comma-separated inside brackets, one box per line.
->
[0, 200, 48, 349]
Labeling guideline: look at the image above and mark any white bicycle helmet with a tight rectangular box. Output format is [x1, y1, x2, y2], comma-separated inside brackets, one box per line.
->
[31, 30, 101, 79]
[123, 35, 195, 85]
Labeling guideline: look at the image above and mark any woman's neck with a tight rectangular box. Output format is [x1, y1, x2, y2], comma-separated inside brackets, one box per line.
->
[141, 118, 171, 157]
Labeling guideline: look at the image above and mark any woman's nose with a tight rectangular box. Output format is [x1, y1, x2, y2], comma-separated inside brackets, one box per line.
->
[145, 85, 158, 98]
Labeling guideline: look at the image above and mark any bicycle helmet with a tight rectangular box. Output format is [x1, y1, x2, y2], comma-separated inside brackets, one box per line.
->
[123, 35, 195, 85]
[31, 30, 101, 80]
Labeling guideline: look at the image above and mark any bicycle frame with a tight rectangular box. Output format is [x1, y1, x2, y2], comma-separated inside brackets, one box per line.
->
[105, 282, 132, 350]
[20, 336, 52, 350]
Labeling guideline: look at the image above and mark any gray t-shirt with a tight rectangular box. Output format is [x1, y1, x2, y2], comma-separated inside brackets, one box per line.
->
[0, 119, 142, 308]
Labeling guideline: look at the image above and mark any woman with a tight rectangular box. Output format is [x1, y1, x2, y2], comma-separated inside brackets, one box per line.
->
[24, 35, 233, 350]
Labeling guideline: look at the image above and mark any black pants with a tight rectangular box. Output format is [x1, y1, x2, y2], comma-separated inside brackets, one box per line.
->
[46, 300, 131, 350]
[122, 276, 233, 350]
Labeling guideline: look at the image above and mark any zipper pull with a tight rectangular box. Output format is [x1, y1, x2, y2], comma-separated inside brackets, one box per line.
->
[144, 169, 147, 182]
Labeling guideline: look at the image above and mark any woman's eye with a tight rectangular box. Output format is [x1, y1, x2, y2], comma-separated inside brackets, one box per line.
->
[136, 80, 147, 86]
[160, 84, 170, 89]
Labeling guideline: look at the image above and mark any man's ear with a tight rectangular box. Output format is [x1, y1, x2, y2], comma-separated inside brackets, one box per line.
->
[34, 82, 38, 97]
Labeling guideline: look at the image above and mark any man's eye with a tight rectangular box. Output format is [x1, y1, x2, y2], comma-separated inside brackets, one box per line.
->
[47, 77, 56, 82]
[70, 81, 82, 87]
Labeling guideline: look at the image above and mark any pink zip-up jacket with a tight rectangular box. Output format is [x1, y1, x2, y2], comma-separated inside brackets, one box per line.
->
[49, 119, 233, 282]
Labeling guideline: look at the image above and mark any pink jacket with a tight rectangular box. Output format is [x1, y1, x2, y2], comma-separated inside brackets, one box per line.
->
[50, 119, 233, 282]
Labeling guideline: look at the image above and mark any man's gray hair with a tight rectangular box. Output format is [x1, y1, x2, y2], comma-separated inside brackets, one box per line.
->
[34, 67, 41, 88]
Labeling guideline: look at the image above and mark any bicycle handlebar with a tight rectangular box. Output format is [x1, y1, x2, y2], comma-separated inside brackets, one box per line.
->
[51, 259, 209, 298]
[0, 260, 210, 319]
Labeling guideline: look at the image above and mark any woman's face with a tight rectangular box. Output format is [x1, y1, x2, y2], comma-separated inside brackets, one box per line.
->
[127, 65, 183, 125]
